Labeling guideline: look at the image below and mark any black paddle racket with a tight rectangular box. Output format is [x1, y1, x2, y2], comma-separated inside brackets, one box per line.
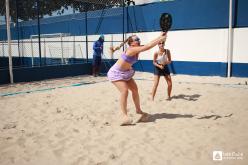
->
[160, 13, 172, 32]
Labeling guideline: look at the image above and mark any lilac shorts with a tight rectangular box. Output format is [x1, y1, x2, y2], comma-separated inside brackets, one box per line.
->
[107, 64, 135, 82]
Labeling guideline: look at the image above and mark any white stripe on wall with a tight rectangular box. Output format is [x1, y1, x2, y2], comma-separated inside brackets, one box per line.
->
[136, 28, 248, 63]
[2, 28, 248, 64]
[233, 28, 248, 63]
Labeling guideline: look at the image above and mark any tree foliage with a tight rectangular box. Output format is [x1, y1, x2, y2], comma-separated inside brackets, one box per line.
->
[0, 0, 124, 22]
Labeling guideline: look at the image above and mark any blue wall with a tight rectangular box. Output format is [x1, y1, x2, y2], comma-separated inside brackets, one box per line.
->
[133, 60, 228, 77]
[0, 63, 91, 84]
[1, 0, 248, 40]
[0, 57, 87, 68]
[133, 60, 248, 77]
[232, 63, 248, 77]
[0, 61, 116, 85]
[0, 58, 247, 85]
[235, 0, 248, 27]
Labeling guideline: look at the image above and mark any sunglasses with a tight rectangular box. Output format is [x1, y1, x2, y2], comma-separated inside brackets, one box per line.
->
[159, 42, 165, 45]
[134, 37, 140, 42]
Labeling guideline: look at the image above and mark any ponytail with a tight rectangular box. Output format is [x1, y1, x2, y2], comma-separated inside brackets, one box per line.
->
[109, 36, 133, 53]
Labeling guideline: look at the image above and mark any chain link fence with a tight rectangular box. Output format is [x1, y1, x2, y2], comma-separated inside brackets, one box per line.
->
[0, 0, 131, 69]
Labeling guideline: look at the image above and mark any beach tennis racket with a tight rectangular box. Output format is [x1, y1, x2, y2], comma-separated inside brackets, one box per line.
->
[160, 13, 172, 32]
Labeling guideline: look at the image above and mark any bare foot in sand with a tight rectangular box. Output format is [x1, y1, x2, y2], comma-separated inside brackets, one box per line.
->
[135, 111, 149, 123]
[139, 113, 149, 122]
[166, 97, 172, 101]
[120, 116, 133, 126]
[148, 96, 154, 101]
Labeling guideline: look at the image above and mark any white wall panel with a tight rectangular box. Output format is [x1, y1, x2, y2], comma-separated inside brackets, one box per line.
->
[233, 28, 248, 63]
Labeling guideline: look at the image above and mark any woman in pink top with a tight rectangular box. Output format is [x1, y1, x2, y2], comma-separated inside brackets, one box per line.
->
[108, 33, 167, 125]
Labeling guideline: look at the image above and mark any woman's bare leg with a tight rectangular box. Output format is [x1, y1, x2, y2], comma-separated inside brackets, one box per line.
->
[164, 75, 172, 99]
[112, 81, 131, 124]
[151, 75, 160, 101]
[127, 79, 143, 114]
[127, 79, 149, 122]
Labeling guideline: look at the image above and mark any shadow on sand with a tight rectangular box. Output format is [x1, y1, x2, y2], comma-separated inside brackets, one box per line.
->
[146, 113, 233, 122]
[170, 94, 201, 101]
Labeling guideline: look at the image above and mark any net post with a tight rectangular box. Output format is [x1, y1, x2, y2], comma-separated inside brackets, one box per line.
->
[60, 33, 64, 64]
[110, 34, 113, 59]
[30, 37, 34, 66]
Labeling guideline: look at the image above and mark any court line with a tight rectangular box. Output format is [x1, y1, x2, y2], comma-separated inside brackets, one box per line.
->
[0, 80, 108, 97]
[135, 78, 248, 89]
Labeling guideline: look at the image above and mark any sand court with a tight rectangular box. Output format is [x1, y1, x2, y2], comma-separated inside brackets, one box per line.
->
[0, 72, 248, 165]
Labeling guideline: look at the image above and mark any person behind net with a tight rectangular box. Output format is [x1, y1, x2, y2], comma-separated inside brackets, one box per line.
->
[92, 35, 104, 77]
[151, 41, 172, 101]
[107, 32, 167, 126]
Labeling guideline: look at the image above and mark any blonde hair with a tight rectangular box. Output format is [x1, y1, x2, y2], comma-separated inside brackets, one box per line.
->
[110, 35, 136, 53]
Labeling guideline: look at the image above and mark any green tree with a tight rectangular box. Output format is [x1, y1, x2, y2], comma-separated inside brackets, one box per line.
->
[0, 0, 123, 23]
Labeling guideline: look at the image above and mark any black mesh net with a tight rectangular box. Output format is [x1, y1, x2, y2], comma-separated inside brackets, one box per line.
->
[0, 0, 131, 69]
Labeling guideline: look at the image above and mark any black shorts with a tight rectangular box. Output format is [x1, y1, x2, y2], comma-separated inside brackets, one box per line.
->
[92, 56, 102, 66]
[154, 65, 170, 76]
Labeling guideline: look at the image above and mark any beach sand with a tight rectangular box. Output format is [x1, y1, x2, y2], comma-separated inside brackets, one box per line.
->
[0, 72, 248, 165]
